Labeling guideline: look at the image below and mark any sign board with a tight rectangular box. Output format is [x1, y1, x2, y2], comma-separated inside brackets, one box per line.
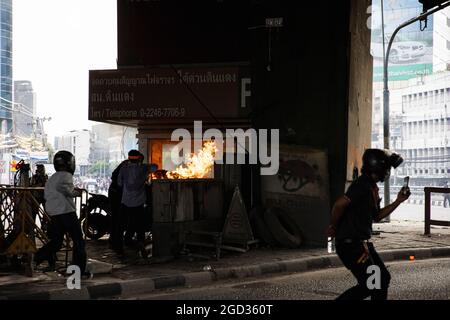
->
[265, 17, 283, 27]
[30, 152, 49, 162]
[89, 66, 251, 125]
[222, 186, 254, 244]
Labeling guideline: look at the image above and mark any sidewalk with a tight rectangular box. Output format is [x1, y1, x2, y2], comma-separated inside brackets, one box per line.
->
[1, 219, 450, 300]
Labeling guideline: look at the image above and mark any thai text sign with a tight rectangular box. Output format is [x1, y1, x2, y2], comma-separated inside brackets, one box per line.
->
[88, 66, 251, 123]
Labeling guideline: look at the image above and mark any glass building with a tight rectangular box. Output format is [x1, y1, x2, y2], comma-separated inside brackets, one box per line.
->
[0, 0, 12, 133]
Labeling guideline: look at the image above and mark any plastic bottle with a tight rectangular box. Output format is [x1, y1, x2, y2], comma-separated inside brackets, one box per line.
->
[327, 237, 335, 253]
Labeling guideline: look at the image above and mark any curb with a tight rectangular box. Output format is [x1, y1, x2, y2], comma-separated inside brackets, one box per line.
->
[2, 246, 450, 300]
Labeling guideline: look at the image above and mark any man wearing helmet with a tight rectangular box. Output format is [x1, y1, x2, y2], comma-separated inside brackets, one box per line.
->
[327, 149, 410, 300]
[34, 151, 87, 275]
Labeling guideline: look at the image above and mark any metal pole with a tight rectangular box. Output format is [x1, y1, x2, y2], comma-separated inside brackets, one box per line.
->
[383, 1, 450, 211]
[380, 0, 391, 221]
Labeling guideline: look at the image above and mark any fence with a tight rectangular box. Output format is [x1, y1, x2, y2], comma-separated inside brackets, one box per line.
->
[0, 186, 89, 260]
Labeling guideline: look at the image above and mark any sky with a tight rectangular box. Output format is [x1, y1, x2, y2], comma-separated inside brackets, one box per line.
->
[12, 0, 117, 144]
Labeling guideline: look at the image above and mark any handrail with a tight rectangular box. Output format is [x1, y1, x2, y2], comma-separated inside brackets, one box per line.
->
[424, 187, 450, 235]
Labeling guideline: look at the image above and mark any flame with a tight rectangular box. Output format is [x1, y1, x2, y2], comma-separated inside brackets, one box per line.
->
[164, 141, 217, 179]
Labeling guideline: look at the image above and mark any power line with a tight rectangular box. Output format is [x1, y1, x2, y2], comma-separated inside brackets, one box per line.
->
[0, 96, 35, 117]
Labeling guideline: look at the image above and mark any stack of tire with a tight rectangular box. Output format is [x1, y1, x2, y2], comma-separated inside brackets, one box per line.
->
[250, 206, 303, 248]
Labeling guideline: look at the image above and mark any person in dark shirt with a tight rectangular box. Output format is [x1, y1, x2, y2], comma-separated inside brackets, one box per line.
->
[327, 149, 410, 300]
[30, 164, 48, 231]
[118, 150, 157, 258]
[108, 159, 128, 255]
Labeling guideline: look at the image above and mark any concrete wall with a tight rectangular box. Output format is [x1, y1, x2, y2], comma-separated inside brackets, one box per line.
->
[250, 1, 353, 203]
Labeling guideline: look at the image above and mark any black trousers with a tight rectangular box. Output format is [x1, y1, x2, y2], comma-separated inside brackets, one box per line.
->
[35, 212, 87, 273]
[336, 241, 391, 300]
[122, 204, 146, 245]
[108, 193, 124, 251]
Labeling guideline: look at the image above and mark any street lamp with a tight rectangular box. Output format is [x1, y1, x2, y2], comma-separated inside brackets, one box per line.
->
[383, 0, 450, 210]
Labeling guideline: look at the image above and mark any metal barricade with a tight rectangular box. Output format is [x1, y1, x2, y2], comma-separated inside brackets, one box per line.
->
[0, 186, 89, 263]
[0, 186, 50, 256]
[424, 187, 450, 235]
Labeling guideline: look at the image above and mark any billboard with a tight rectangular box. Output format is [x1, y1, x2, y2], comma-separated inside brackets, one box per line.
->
[371, 0, 433, 81]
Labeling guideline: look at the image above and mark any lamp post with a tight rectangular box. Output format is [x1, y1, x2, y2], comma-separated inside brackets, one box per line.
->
[383, 1, 450, 210]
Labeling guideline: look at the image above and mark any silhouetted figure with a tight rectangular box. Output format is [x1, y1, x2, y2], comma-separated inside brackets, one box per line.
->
[108, 160, 128, 255]
[327, 149, 410, 300]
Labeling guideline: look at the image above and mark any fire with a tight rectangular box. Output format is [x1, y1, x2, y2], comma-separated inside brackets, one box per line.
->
[165, 141, 218, 179]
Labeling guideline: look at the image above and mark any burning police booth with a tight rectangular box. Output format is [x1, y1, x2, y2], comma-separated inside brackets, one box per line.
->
[88, 65, 331, 257]
[88, 65, 262, 257]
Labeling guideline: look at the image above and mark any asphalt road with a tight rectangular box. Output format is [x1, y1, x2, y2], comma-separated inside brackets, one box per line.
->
[128, 258, 450, 300]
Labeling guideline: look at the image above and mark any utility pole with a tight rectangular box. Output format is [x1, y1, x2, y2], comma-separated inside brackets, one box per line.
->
[380, 0, 391, 221]
[383, 0, 450, 211]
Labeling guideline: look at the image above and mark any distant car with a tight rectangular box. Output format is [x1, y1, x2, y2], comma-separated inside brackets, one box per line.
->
[371, 35, 426, 64]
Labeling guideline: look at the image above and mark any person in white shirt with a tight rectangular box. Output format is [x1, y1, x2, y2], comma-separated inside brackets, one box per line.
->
[34, 151, 87, 274]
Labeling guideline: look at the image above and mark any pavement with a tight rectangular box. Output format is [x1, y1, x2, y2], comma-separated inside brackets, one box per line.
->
[1, 218, 450, 300]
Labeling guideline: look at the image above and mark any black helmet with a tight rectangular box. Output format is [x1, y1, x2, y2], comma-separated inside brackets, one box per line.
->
[362, 149, 403, 182]
[54, 150, 76, 175]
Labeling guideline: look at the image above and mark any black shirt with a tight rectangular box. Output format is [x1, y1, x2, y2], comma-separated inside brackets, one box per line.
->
[335, 174, 380, 241]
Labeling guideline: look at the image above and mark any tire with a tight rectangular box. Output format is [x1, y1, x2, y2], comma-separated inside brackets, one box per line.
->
[82, 217, 107, 240]
[81, 194, 111, 240]
[263, 207, 303, 248]
[249, 207, 278, 247]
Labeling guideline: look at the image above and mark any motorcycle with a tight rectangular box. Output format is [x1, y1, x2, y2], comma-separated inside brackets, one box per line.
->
[80, 194, 112, 240]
